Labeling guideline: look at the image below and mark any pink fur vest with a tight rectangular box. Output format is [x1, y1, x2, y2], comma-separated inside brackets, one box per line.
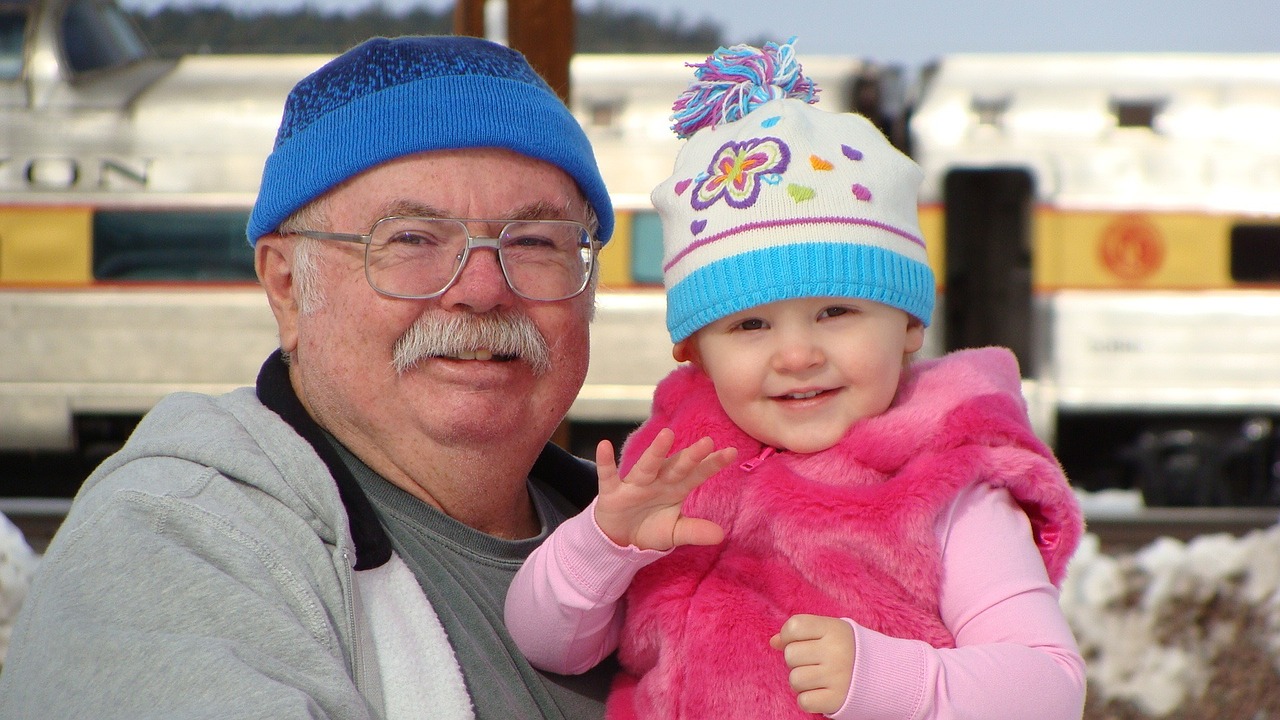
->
[606, 347, 1082, 719]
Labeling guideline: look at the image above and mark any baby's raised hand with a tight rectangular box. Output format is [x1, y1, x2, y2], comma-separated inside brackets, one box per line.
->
[593, 428, 735, 551]
[769, 614, 856, 715]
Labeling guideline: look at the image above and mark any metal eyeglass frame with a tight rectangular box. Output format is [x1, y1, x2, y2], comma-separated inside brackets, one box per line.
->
[293, 216, 601, 302]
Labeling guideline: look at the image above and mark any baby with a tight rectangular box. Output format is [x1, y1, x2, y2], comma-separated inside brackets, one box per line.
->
[506, 39, 1086, 719]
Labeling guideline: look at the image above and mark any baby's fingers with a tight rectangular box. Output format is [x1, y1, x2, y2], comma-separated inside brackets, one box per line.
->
[625, 428, 678, 487]
[691, 446, 737, 485]
[773, 614, 855, 715]
[664, 439, 735, 485]
[595, 439, 619, 488]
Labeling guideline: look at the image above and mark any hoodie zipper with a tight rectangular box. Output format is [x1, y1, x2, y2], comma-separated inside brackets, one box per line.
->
[342, 550, 369, 698]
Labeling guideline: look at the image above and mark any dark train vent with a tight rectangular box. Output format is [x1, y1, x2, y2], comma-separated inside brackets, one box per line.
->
[1111, 97, 1165, 130]
[971, 95, 1011, 127]
[1231, 224, 1280, 283]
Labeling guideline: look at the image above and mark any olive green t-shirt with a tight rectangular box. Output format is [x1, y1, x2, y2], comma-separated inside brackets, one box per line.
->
[338, 444, 616, 720]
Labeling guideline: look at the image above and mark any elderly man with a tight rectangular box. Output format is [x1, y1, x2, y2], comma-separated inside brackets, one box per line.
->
[0, 36, 615, 719]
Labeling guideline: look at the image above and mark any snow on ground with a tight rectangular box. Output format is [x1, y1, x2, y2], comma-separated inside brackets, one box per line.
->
[0, 513, 38, 670]
[1065, 490, 1280, 718]
[1, 496, 1278, 715]
[1064, 524, 1280, 717]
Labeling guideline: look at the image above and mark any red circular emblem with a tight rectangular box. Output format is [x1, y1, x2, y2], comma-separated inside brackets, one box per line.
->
[1099, 215, 1164, 281]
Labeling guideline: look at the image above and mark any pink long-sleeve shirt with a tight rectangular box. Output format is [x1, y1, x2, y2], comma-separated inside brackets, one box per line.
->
[506, 482, 1086, 719]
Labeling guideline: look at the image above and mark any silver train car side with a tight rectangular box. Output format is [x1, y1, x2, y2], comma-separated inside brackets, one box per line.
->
[0, 0, 887, 457]
[5, 0, 1280, 505]
[909, 54, 1280, 504]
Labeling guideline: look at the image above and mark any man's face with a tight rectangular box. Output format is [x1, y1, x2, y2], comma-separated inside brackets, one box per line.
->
[280, 148, 594, 472]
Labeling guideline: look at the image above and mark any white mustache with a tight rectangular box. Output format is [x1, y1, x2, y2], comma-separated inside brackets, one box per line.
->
[392, 311, 552, 376]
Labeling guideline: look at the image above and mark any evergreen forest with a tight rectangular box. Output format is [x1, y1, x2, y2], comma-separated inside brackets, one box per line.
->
[126, 2, 735, 56]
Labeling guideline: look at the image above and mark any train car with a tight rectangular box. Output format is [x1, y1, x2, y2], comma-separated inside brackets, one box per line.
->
[0, 0, 889, 462]
[3, 0, 327, 455]
[11, 0, 1278, 507]
[910, 53, 1280, 505]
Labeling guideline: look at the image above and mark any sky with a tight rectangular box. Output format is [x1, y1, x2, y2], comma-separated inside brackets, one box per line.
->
[116, 0, 1278, 69]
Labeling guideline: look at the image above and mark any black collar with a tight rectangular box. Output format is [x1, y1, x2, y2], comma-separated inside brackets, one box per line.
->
[255, 350, 392, 570]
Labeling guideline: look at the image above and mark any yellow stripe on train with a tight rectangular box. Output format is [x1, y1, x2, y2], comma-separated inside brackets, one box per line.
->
[1041, 210, 1262, 289]
[0, 207, 93, 284]
[918, 204, 1274, 291]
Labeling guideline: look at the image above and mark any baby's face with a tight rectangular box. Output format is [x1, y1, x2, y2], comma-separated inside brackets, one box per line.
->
[678, 296, 923, 454]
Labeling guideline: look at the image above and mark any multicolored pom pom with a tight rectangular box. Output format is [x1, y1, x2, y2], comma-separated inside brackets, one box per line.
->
[670, 37, 819, 139]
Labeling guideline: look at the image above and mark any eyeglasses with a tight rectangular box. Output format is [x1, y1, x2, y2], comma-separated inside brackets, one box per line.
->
[295, 216, 600, 302]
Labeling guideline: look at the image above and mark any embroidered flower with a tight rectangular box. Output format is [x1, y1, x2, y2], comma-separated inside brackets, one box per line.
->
[691, 137, 790, 210]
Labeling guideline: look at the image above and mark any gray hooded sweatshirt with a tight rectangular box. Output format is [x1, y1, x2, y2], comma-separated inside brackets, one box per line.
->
[0, 353, 601, 719]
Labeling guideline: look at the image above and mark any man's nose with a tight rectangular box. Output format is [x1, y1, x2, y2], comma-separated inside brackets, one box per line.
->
[439, 244, 514, 312]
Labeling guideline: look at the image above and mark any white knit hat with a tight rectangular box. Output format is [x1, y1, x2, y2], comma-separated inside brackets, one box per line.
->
[653, 39, 935, 342]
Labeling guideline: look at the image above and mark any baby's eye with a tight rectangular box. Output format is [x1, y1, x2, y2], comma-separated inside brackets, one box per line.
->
[734, 318, 767, 331]
[819, 306, 851, 319]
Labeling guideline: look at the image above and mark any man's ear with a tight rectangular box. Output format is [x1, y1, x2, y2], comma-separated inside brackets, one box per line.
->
[255, 235, 300, 354]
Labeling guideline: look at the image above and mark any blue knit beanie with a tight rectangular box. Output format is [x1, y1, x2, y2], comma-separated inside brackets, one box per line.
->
[247, 35, 613, 245]
[654, 39, 934, 342]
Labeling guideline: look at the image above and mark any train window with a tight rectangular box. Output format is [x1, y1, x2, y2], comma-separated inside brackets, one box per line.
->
[588, 100, 624, 128]
[1111, 98, 1164, 129]
[92, 210, 256, 282]
[971, 96, 1010, 127]
[1230, 224, 1280, 283]
[630, 209, 664, 284]
[61, 0, 149, 75]
[0, 9, 23, 80]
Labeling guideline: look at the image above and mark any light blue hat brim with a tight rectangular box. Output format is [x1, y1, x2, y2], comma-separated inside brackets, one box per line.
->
[666, 242, 936, 342]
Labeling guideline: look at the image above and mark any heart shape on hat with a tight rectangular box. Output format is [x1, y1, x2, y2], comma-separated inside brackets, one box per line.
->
[761, 116, 782, 128]
[787, 184, 816, 202]
[810, 155, 834, 171]
[851, 183, 872, 201]
[842, 145, 864, 161]
[691, 219, 707, 235]
[674, 179, 692, 195]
